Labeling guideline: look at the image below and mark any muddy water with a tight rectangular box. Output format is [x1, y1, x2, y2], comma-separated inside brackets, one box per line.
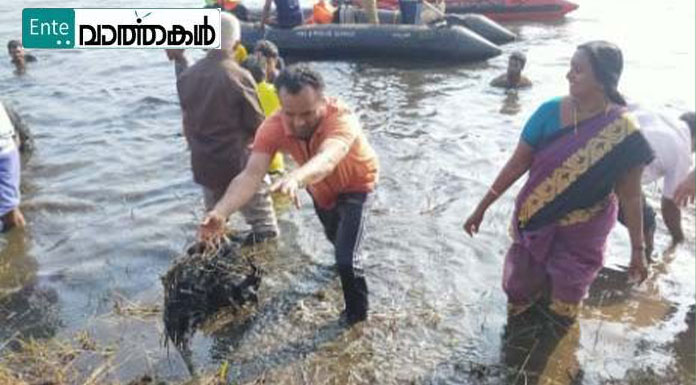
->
[0, 0, 694, 383]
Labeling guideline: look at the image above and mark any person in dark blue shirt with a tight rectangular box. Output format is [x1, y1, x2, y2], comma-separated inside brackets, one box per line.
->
[260, 0, 304, 31]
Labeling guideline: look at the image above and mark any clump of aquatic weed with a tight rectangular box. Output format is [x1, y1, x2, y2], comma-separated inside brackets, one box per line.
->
[162, 239, 264, 353]
[162, 236, 277, 376]
[112, 293, 162, 321]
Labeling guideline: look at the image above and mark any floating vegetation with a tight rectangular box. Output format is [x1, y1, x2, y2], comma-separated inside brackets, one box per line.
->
[112, 293, 162, 321]
[0, 332, 115, 385]
[161, 239, 262, 372]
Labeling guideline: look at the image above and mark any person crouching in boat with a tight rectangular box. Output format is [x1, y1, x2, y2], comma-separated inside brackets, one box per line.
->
[198, 65, 379, 326]
[241, 56, 286, 176]
[490, 51, 532, 90]
[260, 0, 304, 32]
[464, 41, 654, 325]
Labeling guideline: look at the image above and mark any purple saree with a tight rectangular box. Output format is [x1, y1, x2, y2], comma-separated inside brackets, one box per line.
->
[503, 107, 653, 313]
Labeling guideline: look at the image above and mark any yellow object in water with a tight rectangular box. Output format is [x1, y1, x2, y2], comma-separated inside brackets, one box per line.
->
[234, 44, 248, 64]
[257, 81, 285, 174]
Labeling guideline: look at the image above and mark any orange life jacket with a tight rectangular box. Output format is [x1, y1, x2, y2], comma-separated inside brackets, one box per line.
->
[218, 0, 240, 11]
[312, 0, 335, 24]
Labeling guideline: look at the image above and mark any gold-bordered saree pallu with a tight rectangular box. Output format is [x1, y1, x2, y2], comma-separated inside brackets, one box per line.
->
[503, 107, 654, 317]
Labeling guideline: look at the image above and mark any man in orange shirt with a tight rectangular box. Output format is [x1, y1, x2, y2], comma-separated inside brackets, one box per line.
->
[199, 65, 379, 325]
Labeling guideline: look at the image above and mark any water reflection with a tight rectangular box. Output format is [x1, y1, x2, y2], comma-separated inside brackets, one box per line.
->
[584, 254, 678, 328]
[673, 306, 695, 383]
[500, 90, 522, 115]
[0, 229, 60, 342]
[502, 305, 582, 385]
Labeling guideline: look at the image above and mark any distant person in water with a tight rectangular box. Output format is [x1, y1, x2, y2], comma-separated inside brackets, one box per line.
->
[490, 51, 532, 89]
[7, 40, 37, 75]
[618, 108, 695, 259]
[0, 101, 26, 231]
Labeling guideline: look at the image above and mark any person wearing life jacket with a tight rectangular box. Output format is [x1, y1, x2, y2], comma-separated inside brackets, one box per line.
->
[306, 0, 336, 24]
[240, 56, 286, 175]
[0, 102, 26, 232]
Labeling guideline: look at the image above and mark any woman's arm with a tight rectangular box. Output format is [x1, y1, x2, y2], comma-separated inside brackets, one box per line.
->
[615, 165, 649, 282]
[463, 140, 534, 236]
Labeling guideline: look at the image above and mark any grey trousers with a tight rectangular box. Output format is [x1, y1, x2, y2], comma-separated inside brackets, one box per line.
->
[202, 176, 278, 234]
[362, 0, 380, 24]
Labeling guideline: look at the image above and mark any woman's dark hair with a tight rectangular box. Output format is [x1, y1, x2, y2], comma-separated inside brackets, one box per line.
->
[274, 65, 325, 94]
[241, 56, 266, 84]
[577, 40, 626, 106]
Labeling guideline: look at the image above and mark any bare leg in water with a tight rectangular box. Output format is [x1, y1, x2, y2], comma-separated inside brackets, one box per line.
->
[2, 208, 25, 231]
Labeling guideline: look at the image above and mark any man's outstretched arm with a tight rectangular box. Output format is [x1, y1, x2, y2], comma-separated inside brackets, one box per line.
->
[199, 152, 272, 241]
[270, 138, 351, 208]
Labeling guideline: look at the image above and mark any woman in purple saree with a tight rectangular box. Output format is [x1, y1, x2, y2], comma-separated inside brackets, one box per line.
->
[464, 41, 654, 321]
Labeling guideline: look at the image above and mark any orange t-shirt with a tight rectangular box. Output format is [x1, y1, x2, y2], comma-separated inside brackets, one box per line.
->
[252, 98, 379, 209]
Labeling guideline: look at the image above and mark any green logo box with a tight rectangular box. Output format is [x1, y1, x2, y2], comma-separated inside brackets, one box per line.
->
[22, 8, 75, 49]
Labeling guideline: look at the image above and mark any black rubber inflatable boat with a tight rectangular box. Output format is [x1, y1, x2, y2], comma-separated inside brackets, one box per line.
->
[240, 22, 502, 62]
[334, 8, 516, 44]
